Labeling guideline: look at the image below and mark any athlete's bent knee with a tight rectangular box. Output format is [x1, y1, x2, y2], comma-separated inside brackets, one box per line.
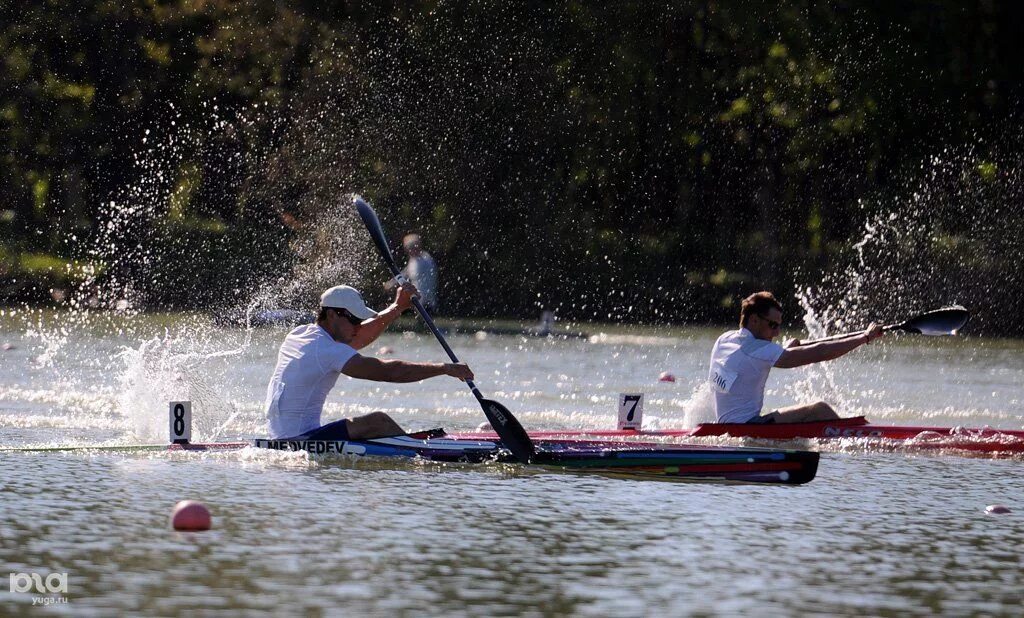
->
[813, 401, 838, 418]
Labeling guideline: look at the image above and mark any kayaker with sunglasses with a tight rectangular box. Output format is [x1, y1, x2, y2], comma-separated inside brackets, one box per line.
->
[264, 284, 474, 441]
[708, 291, 883, 424]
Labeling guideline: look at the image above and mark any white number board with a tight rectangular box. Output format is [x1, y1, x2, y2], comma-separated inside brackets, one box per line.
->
[617, 393, 644, 431]
[169, 401, 192, 444]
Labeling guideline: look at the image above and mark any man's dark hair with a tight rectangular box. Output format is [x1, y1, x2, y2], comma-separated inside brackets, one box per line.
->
[316, 307, 330, 322]
[740, 291, 783, 327]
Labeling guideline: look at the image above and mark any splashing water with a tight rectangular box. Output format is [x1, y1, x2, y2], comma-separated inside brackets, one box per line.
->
[785, 145, 1024, 416]
[116, 330, 255, 442]
[680, 382, 717, 427]
[13, 87, 380, 442]
[797, 145, 1024, 336]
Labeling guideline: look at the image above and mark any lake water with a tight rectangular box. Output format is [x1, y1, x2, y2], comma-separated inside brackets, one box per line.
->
[1, 312, 1022, 615]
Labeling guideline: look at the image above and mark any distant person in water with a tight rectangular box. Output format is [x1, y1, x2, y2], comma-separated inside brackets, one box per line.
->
[708, 291, 883, 424]
[264, 283, 473, 440]
[400, 233, 438, 312]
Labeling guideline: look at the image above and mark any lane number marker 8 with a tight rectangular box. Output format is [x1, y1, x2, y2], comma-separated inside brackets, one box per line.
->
[169, 401, 192, 444]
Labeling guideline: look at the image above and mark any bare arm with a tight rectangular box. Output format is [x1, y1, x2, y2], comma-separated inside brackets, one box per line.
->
[349, 282, 416, 350]
[775, 324, 883, 368]
[342, 354, 474, 383]
[349, 303, 404, 350]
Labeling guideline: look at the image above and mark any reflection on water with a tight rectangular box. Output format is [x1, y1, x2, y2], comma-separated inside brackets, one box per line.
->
[2, 314, 1024, 614]
[1, 452, 1022, 615]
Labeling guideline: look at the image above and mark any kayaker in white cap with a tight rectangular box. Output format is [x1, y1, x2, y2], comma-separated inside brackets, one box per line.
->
[709, 291, 883, 424]
[264, 282, 473, 440]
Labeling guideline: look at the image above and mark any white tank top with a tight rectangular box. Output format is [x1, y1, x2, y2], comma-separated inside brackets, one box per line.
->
[265, 324, 358, 438]
[708, 328, 785, 423]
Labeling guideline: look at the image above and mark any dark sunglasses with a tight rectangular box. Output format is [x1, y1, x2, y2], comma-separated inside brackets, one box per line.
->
[758, 314, 781, 330]
[333, 308, 364, 326]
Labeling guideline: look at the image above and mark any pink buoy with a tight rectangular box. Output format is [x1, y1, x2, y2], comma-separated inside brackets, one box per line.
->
[658, 371, 676, 383]
[985, 504, 1011, 515]
[378, 346, 394, 355]
[172, 500, 212, 531]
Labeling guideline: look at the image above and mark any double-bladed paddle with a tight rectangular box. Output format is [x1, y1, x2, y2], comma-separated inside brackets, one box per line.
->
[800, 306, 970, 345]
[353, 195, 536, 463]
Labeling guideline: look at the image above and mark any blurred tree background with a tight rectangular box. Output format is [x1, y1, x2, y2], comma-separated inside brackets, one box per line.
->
[2, 1, 1022, 333]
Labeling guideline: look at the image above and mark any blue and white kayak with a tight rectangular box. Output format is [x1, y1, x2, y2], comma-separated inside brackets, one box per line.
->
[3, 433, 819, 485]
[249, 434, 819, 485]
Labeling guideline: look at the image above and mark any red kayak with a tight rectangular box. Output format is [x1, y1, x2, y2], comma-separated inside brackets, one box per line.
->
[454, 416, 1024, 454]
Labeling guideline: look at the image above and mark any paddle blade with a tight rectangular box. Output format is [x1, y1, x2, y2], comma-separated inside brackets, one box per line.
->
[481, 399, 535, 463]
[896, 306, 970, 336]
[353, 195, 401, 275]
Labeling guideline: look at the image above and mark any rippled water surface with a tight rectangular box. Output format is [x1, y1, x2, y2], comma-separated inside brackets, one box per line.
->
[1, 313, 1023, 615]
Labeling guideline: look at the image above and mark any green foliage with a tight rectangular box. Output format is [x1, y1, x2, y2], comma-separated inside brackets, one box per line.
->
[1, 1, 1022, 331]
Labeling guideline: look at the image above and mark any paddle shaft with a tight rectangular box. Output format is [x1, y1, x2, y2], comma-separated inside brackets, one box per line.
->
[406, 292, 487, 402]
[798, 324, 898, 346]
[396, 278, 535, 462]
[354, 197, 483, 396]
[354, 196, 535, 461]
[796, 306, 969, 346]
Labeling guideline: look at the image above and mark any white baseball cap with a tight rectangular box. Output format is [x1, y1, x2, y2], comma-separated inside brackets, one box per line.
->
[319, 285, 378, 319]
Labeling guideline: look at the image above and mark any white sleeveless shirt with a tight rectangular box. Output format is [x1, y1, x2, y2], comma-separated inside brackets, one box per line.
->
[265, 324, 358, 438]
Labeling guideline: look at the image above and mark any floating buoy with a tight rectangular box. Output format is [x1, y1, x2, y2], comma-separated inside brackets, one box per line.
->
[171, 500, 212, 531]
[658, 371, 676, 383]
[476, 422, 491, 432]
[1, 343, 13, 351]
[378, 346, 393, 355]
[985, 504, 1011, 515]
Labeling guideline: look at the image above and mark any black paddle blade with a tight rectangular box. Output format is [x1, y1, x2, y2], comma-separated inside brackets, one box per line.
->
[353, 195, 401, 275]
[897, 306, 970, 335]
[482, 399, 535, 463]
